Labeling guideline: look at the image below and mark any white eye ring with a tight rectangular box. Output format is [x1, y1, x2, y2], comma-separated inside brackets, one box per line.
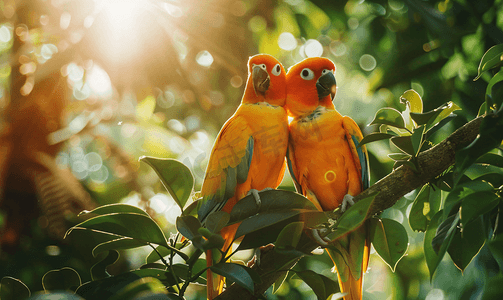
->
[322, 69, 332, 75]
[300, 68, 314, 80]
[253, 64, 267, 70]
[271, 64, 282, 76]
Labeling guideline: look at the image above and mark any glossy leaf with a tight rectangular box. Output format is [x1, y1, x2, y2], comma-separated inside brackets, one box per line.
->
[411, 125, 425, 155]
[482, 273, 503, 300]
[427, 102, 461, 131]
[488, 234, 503, 272]
[93, 237, 147, 257]
[370, 218, 408, 271]
[91, 250, 119, 281]
[358, 132, 395, 147]
[425, 114, 457, 139]
[409, 109, 443, 127]
[42, 268, 81, 292]
[454, 113, 503, 183]
[275, 221, 304, 249]
[388, 153, 411, 161]
[146, 245, 171, 264]
[68, 213, 168, 248]
[235, 209, 310, 240]
[423, 212, 442, 280]
[474, 44, 503, 80]
[140, 157, 194, 210]
[390, 136, 414, 156]
[78, 204, 149, 217]
[448, 216, 486, 271]
[409, 185, 441, 232]
[475, 153, 503, 168]
[475, 173, 503, 189]
[272, 271, 289, 294]
[400, 89, 423, 114]
[460, 191, 499, 226]
[325, 193, 378, 241]
[295, 270, 340, 300]
[369, 108, 406, 129]
[26, 292, 84, 300]
[176, 215, 202, 241]
[229, 189, 318, 224]
[109, 277, 168, 300]
[206, 211, 230, 233]
[0, 277, 31, 300]
[210, 263, 255, 293]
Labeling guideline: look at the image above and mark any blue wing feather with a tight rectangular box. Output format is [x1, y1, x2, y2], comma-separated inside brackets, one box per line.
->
[351, 135, 370, 190]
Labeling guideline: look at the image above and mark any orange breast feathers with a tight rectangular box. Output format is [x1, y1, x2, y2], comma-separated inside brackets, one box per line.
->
[197, 54, 289, 300]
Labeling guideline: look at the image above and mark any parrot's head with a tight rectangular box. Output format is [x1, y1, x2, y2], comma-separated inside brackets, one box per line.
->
[242, 54, 286, 106]
[285, 57, 336, 118]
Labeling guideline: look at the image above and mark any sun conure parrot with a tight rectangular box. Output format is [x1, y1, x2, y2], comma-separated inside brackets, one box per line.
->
[285, 57, 370, 300]
[197, 54, 289, 299]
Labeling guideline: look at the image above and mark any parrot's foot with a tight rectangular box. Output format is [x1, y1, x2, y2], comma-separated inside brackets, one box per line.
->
[246, 187, 274, 209]
[310, 228, 332, 246]
[340, 194, 355, 213]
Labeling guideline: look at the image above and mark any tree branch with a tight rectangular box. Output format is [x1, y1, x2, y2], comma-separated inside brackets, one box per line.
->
[215, 116, 483, 300]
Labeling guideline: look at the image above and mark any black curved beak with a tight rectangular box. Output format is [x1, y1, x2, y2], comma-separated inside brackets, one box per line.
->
[316, 72, 337, 100]
[252, 66, 270, 96]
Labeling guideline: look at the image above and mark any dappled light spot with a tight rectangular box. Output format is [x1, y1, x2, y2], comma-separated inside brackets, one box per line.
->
[71, 160, 88, 180]
[0, 25, 12, 42]
[20, 77, 34, 96]
[278, 32, 297, 51]
[73, 82, 91, 100]
[84, 15, 94, 28]
[189, 131, 209, 149]
[163, 2, 183, 18]
[157, 90, 176, 109]
[209, 90, 225, 106]
[121, 123, 138, 138]
[167, 119, 187, 135]
[60, 12, 71, 30]
[164, 202, 182, 224]
[84, 152, 103, 172]
[87, 64, 112, 96]
[90, 165, 109, 183]
[67, 63, 84, 82]
[185, 115, 201, 132]
[149, 193, 170, 214]
[168, 136, 186, 154]
[303, 39, 323, 57]
[41, 44, 58, 60]
[196, 50, 214, 67]
[46, 245, 61, 256]
[248, 15, 267, 33]
[348, 17, 359, 30]
[230, 75, 243, 88]
[19, 62, 36, 75]
[359, 54, 377, 71]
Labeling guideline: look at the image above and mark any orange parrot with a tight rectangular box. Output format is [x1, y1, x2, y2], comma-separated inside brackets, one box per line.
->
[285, 57, 370, 300]
[197, 54, 288, 299]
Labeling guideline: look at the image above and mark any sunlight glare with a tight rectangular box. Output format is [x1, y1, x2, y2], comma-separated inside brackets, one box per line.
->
[100, 0, 145, 30]
[87, 64, 112, 96]
[196, 50, 214, 67]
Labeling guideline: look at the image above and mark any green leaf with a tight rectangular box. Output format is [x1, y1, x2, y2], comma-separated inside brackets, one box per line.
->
[474, 44, 503, 80]
[171, 261, 207, 284]
[93, 237, 147, 257]
[78, 204, 149, 217]
[206, 211, 230, 233]
[67, 213, 169, 248]
[409, 185, 441, 232]
[210, 263, 255, 293]
[486, 69, 503, 99]
[109, 277, 168, 300]
[454, 112, 503, 183]
[358, 132, 395, 147]
[475, 153, 503, 168]
[295, 270, 340, 300]
[390, 136, 414, 156]
[369, 108, 406, 129]
[388, 153, 411, 161]
[0, 277, 31, 300]
[410, 109, 443, 127]
[460, 191, 499, 226]
[400, 89, 423, 114]
[482, 273, 503, 300]
[229, 190, 318, 224]
[489, 234, 503, 272]
[427, 102, 461, 131]
[42, 267, 82, 292]
[176, 215, 202, 241]
[475, 173, 503, 189]
[411, 125, 425, 155]
[140, 157, 194, 211]
[26, 292, 84, 300]
[423, 212, 442, 280]
[272, 270, 289, 294]
[448, 216, 486, 272]
[275, 221, 304, 249]
[91, 250, 119, 281]
[146, 245, 171, 264]
[325, 193, 378, 241]
[370, 218, 408, 271]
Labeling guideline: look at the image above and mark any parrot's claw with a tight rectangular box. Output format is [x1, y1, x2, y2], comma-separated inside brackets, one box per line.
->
[247, 189, 262, 209]
[340, 194, 355, 213]
[311, 228, 331, 246]
[247, 188, 274, 209]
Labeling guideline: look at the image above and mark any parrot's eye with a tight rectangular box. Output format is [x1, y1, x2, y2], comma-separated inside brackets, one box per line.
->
[253, 63, 267, 70]
[322, 69, 332, 75]
[271, 64, 282, 76]
[300, 68, 314, 80]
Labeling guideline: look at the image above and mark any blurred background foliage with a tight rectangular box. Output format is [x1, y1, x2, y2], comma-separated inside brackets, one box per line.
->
[0, 0, 502, 299]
